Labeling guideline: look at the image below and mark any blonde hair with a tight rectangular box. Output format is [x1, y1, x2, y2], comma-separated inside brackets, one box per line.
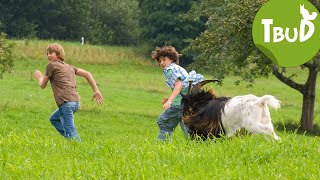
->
[47, 43, 65, 61]
[151, 46, 181, 64]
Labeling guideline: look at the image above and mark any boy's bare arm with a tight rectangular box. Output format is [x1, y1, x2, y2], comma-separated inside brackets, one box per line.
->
[76, 68, 104, 105]
[35, 70, 49, 89]
[163, 79, 182, 109]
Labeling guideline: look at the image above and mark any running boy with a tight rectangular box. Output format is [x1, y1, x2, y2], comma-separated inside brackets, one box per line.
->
[152, 46, 189, 140]
[35, 43, 103, 142]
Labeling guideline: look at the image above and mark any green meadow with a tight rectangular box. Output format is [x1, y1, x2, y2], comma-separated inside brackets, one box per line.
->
[1, 40, 320, 179]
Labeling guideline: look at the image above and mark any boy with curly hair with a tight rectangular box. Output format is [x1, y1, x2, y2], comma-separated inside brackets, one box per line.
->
[152, 46, 190, 141]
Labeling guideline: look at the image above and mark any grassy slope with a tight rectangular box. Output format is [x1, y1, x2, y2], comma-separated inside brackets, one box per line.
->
[0, 40, 320, 179]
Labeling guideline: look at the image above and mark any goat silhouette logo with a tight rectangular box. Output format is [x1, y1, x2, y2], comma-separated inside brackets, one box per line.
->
[252, 0, 320, 67]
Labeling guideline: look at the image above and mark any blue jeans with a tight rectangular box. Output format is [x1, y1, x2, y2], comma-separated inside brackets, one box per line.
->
[157, 104, 189, 140]
[49, 101, 81, 142]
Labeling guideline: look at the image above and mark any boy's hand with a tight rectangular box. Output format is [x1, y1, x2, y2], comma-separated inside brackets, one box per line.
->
[163, 100, 172, 109]
[35, 70, 43, 80]
[34, 70, 49, 88]
[162, 98, 168, 105]
[92, 91, 104, 105]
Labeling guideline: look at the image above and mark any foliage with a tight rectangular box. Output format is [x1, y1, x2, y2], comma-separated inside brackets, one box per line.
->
[93, 0, 141, 45]
[185, 0, 272, 83]
[138, 0, 205, 65]
[0, 33, 14, 78]
[0, 0, 141, 45]
[0, 0, 95, 41]
[185, 0, 320, 83]
[0, 0, 39, 38]
[36, 0, 95, 41]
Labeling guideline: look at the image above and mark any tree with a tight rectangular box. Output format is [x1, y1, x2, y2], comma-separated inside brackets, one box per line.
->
[0, 0, 141, 45]
[0, 33, 14, 79]
[92, 0, 141, 45]
[36, 0, 96, 42]
[0, 0, 97, 42]
[185, 0, 319, 131]
[138, 0, 205, 65]
[0, 0, 39, 38]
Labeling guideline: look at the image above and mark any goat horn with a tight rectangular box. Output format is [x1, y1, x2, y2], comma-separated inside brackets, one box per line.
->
[187, 81, 193, 95]
[191, 79, 220, 94]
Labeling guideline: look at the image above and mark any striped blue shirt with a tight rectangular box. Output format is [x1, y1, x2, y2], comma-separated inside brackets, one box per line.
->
[162, 63, 204, 105]
[163, 63, 189, 90]
[163, 63, 189, 105]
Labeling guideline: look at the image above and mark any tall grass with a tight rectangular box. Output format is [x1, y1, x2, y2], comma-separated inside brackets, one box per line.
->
[14, 39, 153, 66]
[0, 40, 320, 179]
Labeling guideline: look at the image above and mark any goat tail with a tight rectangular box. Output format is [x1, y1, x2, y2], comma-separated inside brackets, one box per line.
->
[258, 95, 281, 109]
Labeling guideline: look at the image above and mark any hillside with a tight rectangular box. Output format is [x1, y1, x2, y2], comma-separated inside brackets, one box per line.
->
[0, 40, 320, 179]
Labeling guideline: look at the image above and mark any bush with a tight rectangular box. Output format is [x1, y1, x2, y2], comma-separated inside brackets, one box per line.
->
[0, 33, 14, 79]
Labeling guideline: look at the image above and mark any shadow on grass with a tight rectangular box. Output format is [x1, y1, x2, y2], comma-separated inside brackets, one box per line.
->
[274, 121, 320, 136]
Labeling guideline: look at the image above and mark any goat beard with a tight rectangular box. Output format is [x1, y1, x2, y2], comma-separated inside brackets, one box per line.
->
[183, 95, 230, 140]
[183, 114, 224, 139]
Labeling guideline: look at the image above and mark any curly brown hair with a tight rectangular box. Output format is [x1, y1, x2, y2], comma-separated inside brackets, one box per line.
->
[151, 46, 181, 64]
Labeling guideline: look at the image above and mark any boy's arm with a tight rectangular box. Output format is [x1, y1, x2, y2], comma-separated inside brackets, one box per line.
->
[35, 70, 49, 89]
[75, 68, 104, 105]
[163, 79, 182, 109]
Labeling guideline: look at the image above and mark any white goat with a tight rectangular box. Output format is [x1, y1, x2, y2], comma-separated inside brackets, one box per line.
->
[222, 94, 281, 140]
[182, 80, 281, 141]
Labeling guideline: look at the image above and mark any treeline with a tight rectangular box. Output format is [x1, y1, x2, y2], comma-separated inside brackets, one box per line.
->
[0, 0, 203, 60]
[0, 0, 140, 45]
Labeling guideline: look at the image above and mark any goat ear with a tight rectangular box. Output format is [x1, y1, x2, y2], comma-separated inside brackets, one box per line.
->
[191, 79, 220, 94]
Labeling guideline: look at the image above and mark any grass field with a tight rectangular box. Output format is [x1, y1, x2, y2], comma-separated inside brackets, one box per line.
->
[1, 40, 320, 179]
